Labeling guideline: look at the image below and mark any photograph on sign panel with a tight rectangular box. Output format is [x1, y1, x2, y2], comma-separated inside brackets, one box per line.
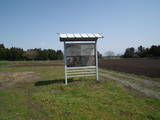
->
[66, 43, 96, 67]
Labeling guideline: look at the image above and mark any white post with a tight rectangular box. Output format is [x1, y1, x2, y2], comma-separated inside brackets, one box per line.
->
[64, 41, 68, 85]
[95, 40, 99, 81]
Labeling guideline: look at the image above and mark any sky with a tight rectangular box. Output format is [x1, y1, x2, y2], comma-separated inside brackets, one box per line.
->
[0, 0, 160, 55]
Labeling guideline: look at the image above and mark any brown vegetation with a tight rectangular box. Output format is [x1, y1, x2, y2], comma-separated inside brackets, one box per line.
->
[99, 59, 160, 78]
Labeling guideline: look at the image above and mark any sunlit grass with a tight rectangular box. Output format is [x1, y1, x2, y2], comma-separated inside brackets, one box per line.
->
[0, 61, 160, 120]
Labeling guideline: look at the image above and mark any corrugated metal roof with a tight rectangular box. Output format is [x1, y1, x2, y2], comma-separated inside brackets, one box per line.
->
[59, 33, 103, 39]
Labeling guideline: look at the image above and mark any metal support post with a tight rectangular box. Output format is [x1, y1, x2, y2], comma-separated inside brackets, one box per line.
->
[64, 41, 68, 85]
[95, 40, 99, 81]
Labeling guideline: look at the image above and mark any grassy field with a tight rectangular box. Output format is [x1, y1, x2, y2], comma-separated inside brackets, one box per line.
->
[0, 61, 160, 120]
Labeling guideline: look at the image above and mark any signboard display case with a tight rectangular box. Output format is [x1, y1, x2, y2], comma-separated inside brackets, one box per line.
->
[59, 33, 103, 85]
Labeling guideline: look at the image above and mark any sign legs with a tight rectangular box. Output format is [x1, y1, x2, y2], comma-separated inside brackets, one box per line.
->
[64, 42, 68, 85]
[95, 40, 99, 81]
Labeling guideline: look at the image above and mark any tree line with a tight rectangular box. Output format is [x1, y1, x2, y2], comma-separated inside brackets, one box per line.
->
[0, 44, 63, 61]
[123, 45, 160, 58]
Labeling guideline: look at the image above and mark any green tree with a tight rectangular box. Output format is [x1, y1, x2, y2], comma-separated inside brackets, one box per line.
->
[0, 44, 6, 60]
[124, 47, 135, 58]
[137, 46, 147, 57]
[149, 45, 160, 57]
[7, 47, 24, 61]
[56, 50, 63, 60]
[24, 49, 38, 60]
[48, 49, 57, 60]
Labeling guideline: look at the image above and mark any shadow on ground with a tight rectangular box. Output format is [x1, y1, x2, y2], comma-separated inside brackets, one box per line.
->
[34, 79, 74, 86]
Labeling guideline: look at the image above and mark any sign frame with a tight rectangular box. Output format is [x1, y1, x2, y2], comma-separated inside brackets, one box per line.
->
[63, 41, 98, 85]
[59, 33, 103, 85]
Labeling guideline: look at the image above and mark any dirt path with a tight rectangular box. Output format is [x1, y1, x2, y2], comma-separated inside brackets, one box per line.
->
[100, 72, 160, 99]
[104, 71, 160, 88]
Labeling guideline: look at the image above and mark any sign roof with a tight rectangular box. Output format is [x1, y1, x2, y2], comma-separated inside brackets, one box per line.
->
[59, 33, 103, 41]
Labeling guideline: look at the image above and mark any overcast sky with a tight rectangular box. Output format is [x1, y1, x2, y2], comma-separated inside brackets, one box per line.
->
[0, 0, 160, 55]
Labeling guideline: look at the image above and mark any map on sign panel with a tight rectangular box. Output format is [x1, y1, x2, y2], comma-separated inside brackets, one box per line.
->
[66, 43, 96, 67]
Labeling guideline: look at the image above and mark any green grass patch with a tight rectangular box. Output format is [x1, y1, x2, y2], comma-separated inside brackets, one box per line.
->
[0, 61, 160, 120]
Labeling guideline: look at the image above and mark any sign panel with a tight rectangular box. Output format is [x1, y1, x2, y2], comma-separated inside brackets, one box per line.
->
[66, 43, 95, 67]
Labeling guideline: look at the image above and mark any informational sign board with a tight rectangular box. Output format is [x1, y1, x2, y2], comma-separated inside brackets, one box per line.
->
[59, 33, 103, 85]
[66, 43, 96, 67]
